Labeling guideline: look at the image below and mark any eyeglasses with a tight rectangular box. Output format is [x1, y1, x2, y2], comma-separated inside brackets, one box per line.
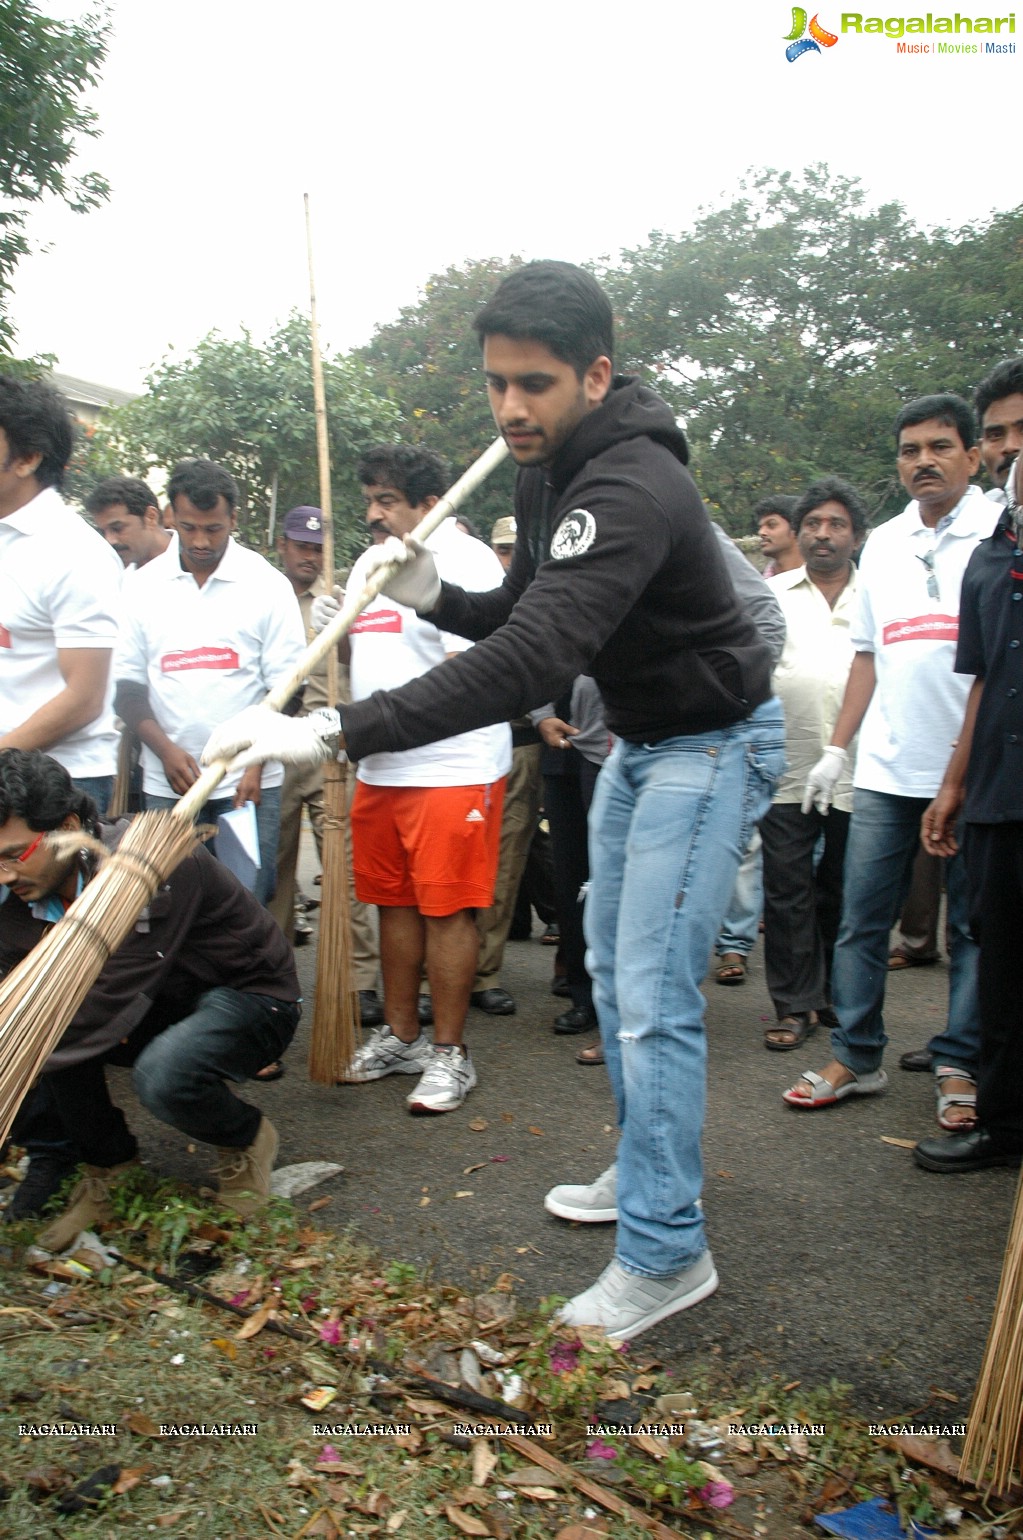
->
[917, 549, 939, 602]
[0, 830, 46, 876]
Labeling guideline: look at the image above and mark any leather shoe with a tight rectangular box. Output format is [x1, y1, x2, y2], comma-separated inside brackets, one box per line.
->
[417, 995, 434, 1027]
[914, 1127, 1023, 1174]
[358, 990, 384, 1028]
[899, 1048, 931, 1072]
[470, 988, 516, 1015]
[554, 1006, 598, 1035]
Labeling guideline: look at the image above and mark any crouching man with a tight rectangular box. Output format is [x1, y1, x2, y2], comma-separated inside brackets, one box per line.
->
[0, 748, 301, 1250]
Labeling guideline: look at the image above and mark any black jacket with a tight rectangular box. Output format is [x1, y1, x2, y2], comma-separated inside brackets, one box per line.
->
[342, 378, 773, 758]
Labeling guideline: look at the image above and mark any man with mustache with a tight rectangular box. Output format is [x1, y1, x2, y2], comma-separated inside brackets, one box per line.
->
[760, 476, 866, 1052]
[976, 357, 1023, 509]
[785, 395, 992, 1128]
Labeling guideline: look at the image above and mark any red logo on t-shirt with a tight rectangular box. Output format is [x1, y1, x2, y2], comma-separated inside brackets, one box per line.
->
[882, 614, 959, 646]
[0, 625, 10, 649]
[350, 609, 403, 635]
[160, 646, 240, 673]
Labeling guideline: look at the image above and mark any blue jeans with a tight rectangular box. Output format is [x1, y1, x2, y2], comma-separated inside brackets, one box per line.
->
[829, 788, 979, 1076]
[145, 788, 281, 906]
[585, 699, 786, 1277]
[133, 988, 301, 1149]
[716, 829, 763, 956]
[73, 775, 115, 818]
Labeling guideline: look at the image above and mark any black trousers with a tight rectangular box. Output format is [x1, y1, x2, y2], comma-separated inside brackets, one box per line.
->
[962, 822, 1023, 1149]
[760, 801, 850, 1018]
[543, 760, 601, 1011]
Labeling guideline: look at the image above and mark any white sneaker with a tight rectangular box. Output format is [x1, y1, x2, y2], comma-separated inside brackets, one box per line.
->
[340, 1025, 433, 1083]
[555, 1252, 718, 1340]
[544, 1164, 617, 1223]
[406, 1046, 477, 1114]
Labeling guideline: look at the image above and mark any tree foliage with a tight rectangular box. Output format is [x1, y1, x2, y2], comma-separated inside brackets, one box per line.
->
[0, 0, 111, 354]
[598, 168, 1023, 529]
[96, 312, 402, 560]
[357, 257, 521, 536]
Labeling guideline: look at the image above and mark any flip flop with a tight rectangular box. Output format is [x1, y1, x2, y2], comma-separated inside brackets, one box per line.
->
[764, 1013, 817, 1052]
[935, 1066, 977, 1131]
[715, 952, 747, 986]
[576, 1041, 605, 1066]
[255, 1061, 285, 1082]
[783, 1067, 888, 1108]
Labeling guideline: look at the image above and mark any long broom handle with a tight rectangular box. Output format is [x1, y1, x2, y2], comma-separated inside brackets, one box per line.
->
[176, 434, 510, 822]
[304, 193, 337, 698]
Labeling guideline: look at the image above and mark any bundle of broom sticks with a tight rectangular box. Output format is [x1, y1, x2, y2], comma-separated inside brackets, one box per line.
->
[0, 434, 509, 1146]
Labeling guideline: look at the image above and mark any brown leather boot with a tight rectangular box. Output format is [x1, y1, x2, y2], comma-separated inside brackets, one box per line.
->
[37, 1161, 139, 1252]
[215, 1117, 279, 1218]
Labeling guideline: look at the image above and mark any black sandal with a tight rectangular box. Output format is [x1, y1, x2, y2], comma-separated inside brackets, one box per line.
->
[763, 1013, 817, 1053]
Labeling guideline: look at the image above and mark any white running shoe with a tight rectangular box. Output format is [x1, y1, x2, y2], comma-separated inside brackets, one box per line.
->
[555, 1252, 718, 1340]
[340, 1025, 434, 1083]
[544, 1164, 617, 1223]
[406, 1046, 478, 1114]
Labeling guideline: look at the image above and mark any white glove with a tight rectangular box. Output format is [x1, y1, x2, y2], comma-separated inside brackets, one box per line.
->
[363, 535, 441, 612]
[311, 586, 342, 634]
[801, 746, 849, 816]
[202, 706, 342, 772]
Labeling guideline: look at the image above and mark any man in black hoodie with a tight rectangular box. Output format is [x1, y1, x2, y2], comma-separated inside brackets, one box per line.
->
[206, 262, 785, 1339]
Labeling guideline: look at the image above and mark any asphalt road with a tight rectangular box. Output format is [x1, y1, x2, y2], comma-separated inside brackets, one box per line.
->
[110, 849, 1018, 1429]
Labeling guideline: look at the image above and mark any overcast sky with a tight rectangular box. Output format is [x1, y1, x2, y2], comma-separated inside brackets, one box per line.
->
[9, 0, 1021, 390]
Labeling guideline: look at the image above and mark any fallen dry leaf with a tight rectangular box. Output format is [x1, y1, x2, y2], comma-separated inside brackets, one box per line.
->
[111, 1467, 146, 1495]
[235, 1302, 277, 1340]
[444, 1505, 490, 1536]
[471, 1440, 498, 1486]
[392, 1429, 422, 1453]
[628, 1433, 669, 1460]
[454, 1191, 474, 1199]
[469, 1117, 488, 1132]
[152, 1513, 188, 1529]
[352, 1490, 391, 1517]
[503, 1466, 567, 1489]
[880, 1135, 918, 1149]
[419, 1196, 430, 1208]
[404, 1396, 455, 1418]
[386, 1512, 407, 1532]
[308, 1196, 331, 1212]
[516, 1485, 561, 1501]
[124, 1411, 160, 1438]
[463, 1162, 487, 1175]
[527, 1125, 544, 1136]
[210, 1336, 237, 1361]
[555, 1524, 609, 1540]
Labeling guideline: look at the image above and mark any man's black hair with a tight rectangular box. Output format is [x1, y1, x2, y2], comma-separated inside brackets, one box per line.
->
[793, 476, 869, 538]
[166, 458, 239, 512]
[85, 475, 160, 520]
[752, 494, 799, 534]
[975, 358, 1023, 424]
[356, 445, 449, 508]
[0, 375, 75, 491]
[474, 260, 615, 380]
[894, 392, 976, 450]
[0, 749, 99, 836]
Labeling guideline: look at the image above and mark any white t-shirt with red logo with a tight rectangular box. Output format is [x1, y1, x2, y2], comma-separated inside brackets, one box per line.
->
[851, 483, 997, 797]
[115, 536, 306, 797]
[349, 519, 511, 787]
[0, 487, 121, 777]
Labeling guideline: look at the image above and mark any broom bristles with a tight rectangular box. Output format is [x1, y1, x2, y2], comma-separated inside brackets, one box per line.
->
[307, 758, 359, 1084]
[0, 813, 200, 1145]
[959, 1165, 1023, 1495]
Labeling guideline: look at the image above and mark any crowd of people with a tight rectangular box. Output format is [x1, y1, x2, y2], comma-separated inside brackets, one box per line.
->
[1, 260, 1021, 1341]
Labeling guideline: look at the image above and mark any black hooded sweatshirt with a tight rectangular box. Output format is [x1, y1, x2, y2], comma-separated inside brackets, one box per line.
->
[341, 378, 773, 759]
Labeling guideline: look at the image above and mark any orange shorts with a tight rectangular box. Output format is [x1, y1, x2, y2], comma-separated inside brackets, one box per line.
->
[351, 779, 506, 915]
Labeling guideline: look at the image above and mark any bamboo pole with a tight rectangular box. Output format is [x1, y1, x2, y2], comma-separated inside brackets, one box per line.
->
[303, 192, 357, 1083]
[959, 1166, 1023, 1494]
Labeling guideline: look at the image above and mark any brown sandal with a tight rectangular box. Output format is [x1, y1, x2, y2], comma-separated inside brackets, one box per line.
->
[764, 1014, 818, 1052]
[715, 952, 747, 986]
[576, 1040, 605, 1066]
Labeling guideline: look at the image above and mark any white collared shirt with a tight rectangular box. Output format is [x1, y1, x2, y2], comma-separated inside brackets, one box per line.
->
[115, 535, 306, 797]
[0, 486, 121, 775]
[851, 484, 999, 796]
[768, 564, 859, 810]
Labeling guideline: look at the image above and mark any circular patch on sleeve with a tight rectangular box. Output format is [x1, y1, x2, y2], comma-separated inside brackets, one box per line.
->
[550, 509, 597, 559]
